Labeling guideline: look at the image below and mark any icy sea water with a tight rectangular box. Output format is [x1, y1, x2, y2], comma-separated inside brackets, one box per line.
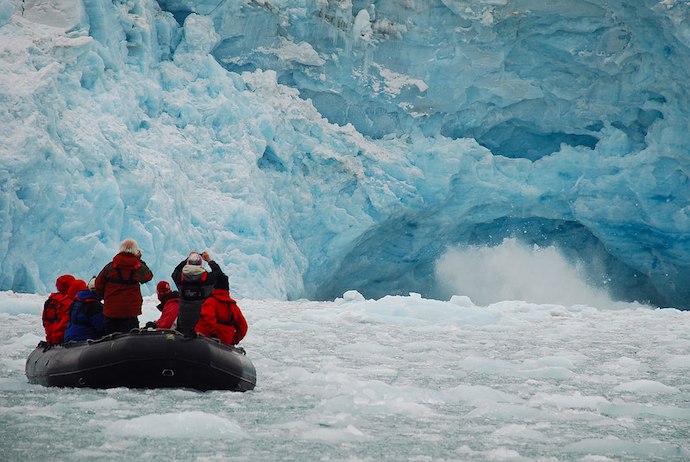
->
[0, 292, 689, 462]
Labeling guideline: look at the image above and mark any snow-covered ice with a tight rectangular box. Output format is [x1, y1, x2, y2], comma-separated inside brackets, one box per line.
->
[1, 291, 689, 461]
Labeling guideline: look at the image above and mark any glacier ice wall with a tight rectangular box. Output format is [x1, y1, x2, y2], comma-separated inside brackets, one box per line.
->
[1, 0, 689, 308]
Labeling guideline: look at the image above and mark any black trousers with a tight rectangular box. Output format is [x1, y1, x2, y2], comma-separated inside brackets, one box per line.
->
[104, 317, 139, 335]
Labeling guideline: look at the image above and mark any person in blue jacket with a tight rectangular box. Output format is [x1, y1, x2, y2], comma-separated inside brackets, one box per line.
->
[64, 277, 106, 342]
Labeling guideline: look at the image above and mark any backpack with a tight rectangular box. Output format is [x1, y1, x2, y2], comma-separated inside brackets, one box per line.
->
[69, 296, 102, 326]
[105, 263, 141, 285]
[43, 293, 63, 324]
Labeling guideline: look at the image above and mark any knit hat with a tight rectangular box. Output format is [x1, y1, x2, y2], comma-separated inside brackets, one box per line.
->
[156, 281, 172, 300]
[56, 274, 76, 294]
[215, 274, 230, 291]
[187, 252, 203, 266]
[67, 279, 87, 299]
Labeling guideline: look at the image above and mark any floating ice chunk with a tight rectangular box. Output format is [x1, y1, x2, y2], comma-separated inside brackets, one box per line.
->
[530, 391, 611, 411]
[614, 379, 679, 395]
[665, 355, 690, 370]
[341, 290, 365, 302]
[449, 295, 474, 307]
[103, 411, 244, 439]
[73, 398, 120, 410]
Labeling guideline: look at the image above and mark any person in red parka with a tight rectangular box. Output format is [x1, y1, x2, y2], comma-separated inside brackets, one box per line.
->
[44, 278, 87, 344]
[195, 274, 247, 346]
[151, 280, 180, 329]
[94, 238, 153, 335]
[42, 274, 75, 344]
[55, 279, 88, 343]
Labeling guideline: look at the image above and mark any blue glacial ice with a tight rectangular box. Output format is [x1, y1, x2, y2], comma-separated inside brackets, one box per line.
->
[0, 0, 689, 308]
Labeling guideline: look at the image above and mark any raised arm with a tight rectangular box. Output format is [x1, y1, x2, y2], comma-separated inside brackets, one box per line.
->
[171, 258, 187, 284]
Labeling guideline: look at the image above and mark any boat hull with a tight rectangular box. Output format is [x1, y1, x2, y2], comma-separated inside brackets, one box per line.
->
[25, 330, 256, 392]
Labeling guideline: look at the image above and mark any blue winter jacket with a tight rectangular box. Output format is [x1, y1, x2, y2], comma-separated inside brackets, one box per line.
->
[64, 289, 106, 342]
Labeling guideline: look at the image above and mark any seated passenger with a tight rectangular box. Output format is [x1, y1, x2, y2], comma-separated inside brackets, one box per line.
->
[145, 281, 180, 329]
[65, 277, 106, 342]
[42, 274, 75, 344]
[196, 274, 248, 346]
[48, 278, 87, 344]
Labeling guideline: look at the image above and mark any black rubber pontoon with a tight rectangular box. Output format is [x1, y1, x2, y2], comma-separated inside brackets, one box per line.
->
[25, 329, 256, 392]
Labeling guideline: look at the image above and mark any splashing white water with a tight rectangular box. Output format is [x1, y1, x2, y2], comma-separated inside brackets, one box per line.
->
[435, 238, 618, 307]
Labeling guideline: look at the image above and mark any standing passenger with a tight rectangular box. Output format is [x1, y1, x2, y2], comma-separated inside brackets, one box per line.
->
[94, 238, 153, 335]
[171, 251, 219, 336]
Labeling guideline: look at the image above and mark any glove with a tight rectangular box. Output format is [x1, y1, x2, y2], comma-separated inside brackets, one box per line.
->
[144, 321, 157, 330]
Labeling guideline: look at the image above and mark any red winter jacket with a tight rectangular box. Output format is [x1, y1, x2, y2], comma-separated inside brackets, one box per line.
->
[95, 252, 153, 318]
[43, 277, 86, 344]
[196, 289, 247, 345]
[156, 292, 180, 329]
[43, 291, 67, 343]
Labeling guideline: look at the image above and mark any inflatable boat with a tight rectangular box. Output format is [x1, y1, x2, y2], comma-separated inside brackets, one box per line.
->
[25, 329, 256, 392]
